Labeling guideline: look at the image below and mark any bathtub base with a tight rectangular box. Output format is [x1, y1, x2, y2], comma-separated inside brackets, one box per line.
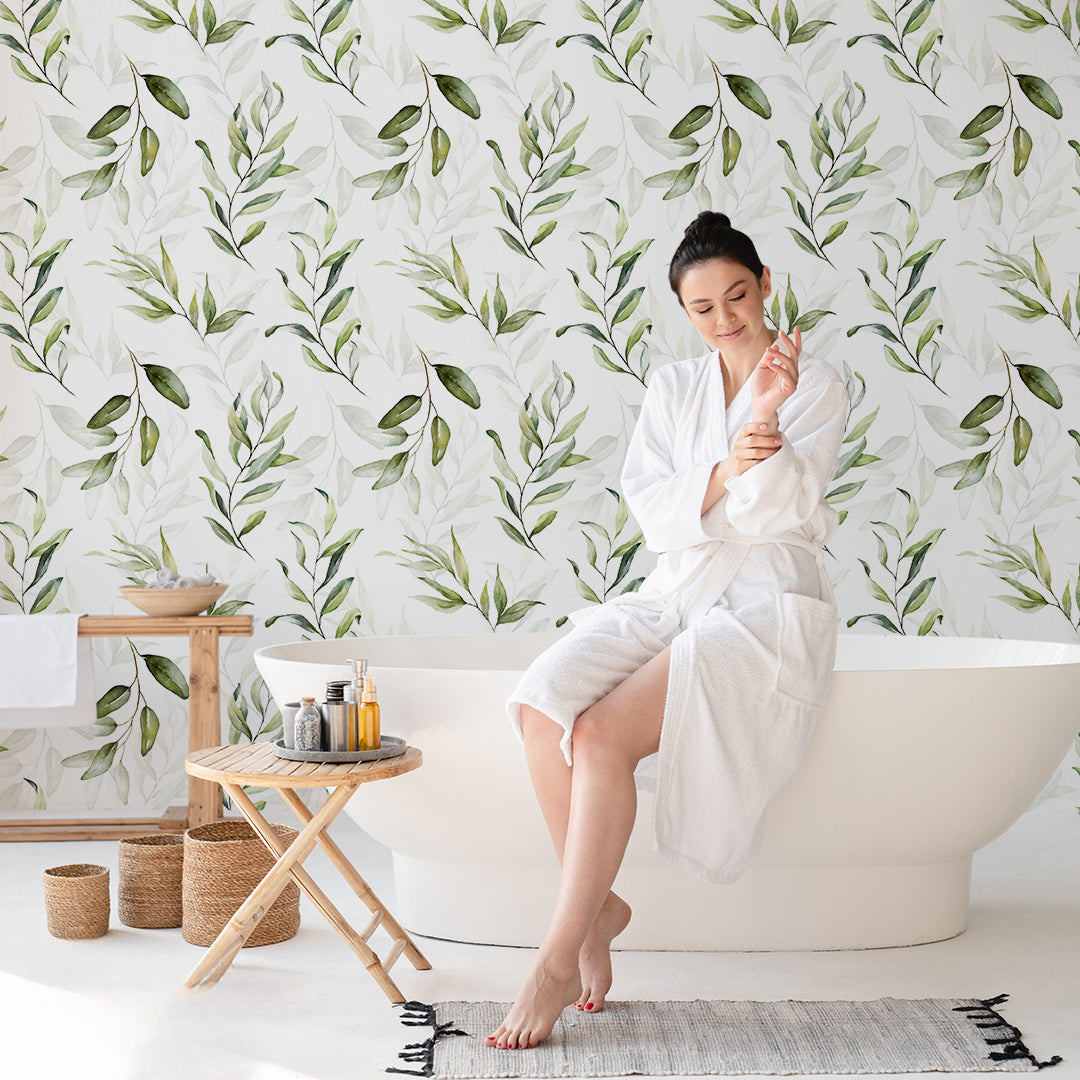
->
[393, 854, 972, 951]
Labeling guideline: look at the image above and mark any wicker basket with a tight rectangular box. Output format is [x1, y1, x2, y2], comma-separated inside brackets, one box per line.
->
[118, 834, 184, 928]
[43, 863, 110, 939]
[182, 819, 300, 947]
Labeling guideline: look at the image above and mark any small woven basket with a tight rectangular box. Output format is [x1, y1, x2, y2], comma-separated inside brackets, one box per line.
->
[43, 863, 110, 939]
[182, 819, 300, 947]
[118, 834, 184, 928]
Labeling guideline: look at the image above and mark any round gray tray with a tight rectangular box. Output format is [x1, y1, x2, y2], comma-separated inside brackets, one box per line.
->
[272, 735, 406, 764]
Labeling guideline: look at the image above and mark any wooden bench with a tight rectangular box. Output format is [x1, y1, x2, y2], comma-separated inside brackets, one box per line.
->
[0, 614, 252, 841]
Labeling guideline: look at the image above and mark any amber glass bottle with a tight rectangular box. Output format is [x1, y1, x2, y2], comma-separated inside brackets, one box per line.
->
[359, 676, 381, 750]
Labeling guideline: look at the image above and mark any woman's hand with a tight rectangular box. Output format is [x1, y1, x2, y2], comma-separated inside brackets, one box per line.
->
[751, 328, 801, 419]
[721, 423, 784, 479]
[703, 422, 783, 514]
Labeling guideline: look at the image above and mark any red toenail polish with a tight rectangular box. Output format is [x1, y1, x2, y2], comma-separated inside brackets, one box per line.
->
[586, 1003, 594, 1010]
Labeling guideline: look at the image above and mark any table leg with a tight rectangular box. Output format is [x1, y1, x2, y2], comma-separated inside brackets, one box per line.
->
[279, 787, 431, 972]
[183, 781, 354, 990]
[188, 626, 221, 830]
[226, 781, 407, 1004]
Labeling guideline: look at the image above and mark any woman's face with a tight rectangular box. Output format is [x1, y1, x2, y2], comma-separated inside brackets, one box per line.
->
[678, 258, 772, 361]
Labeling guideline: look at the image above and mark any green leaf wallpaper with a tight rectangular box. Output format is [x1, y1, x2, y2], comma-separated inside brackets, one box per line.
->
[2, 0, 1078, 813]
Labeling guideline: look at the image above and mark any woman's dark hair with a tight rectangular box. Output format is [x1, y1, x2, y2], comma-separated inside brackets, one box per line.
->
[668, 211, 764, 305]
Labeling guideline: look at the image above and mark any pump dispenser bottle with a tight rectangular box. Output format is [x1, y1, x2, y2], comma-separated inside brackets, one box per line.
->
[360, 676, 380, 750]
[349, 659, 367, 751]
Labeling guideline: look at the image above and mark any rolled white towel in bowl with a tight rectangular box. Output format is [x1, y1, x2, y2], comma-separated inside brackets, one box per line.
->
[0, 613, 98, 728]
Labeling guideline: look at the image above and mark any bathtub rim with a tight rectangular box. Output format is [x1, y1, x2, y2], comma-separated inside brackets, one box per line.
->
[254, 631, 1080, 675]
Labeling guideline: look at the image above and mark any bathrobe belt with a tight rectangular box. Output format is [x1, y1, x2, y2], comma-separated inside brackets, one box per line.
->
[570, 530, 834, 629]
[718, 531, 836, 606]
[640, 531, 835, 628]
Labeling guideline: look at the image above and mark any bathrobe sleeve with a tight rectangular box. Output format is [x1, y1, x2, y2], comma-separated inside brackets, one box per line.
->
[722, 363, 849, 538]
[621, 368, 719, 553]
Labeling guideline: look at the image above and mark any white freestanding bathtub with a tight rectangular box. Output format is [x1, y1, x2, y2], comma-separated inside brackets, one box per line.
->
[254, 632, 1080, 951]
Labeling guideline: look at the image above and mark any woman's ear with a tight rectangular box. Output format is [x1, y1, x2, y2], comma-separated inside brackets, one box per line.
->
[760, 265, 772, 298]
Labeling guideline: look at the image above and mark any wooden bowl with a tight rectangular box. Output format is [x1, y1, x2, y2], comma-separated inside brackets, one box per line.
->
[119, 583, 227, 617]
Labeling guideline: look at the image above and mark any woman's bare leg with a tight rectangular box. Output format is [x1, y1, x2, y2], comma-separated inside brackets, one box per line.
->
[487, 645, 672, 1050]
[520, 705, 632, 1012]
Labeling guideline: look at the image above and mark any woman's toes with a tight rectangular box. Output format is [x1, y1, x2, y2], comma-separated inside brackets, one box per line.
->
[488, 951, 581, 1050]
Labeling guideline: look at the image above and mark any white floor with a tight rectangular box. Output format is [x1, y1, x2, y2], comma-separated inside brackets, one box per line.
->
[2, 795, 1078, 1080]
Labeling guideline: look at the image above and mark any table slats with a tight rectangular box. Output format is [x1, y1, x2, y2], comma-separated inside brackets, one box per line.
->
[186, 742, 421, 788]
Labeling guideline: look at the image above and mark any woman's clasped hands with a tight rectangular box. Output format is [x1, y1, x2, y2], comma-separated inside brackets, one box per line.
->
[721, 328, 801, 480]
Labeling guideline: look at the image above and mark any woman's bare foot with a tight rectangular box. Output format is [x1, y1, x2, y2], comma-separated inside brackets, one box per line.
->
[485, 950, 583, 1050]
[575, 893, 631, 1013]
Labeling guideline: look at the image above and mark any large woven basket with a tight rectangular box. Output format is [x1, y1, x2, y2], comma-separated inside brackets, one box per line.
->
[118, 834, 184, 928]
[182, 819, 300, 947]
[43, 863, 110, 939]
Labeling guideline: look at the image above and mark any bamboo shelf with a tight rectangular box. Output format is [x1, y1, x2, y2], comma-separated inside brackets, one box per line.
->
[0, 614, 254, 842]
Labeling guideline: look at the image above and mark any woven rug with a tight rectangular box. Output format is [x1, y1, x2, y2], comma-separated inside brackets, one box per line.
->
[386, 994, 1062, 1077]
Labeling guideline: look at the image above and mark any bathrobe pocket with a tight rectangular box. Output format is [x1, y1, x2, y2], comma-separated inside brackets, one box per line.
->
[774, 591, 837, 709]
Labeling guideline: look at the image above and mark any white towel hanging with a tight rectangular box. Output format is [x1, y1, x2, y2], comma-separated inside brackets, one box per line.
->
[0, 614, 98, 729]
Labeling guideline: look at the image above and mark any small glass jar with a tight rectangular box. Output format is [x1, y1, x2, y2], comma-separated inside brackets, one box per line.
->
[294, 696, 323, 752]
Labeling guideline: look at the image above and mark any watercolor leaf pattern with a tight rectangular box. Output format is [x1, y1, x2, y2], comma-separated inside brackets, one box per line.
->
[2, 0, 1079, 810]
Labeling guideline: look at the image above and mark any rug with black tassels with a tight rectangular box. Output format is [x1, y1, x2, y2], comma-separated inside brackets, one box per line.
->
[387, 994, 1061, 1077]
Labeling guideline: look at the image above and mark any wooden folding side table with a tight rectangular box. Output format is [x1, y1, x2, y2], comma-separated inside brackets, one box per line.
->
[183, 740, 430, 1002]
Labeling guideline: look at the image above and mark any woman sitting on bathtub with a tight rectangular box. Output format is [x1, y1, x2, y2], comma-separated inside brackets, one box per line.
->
[486, 211, 849, 1051]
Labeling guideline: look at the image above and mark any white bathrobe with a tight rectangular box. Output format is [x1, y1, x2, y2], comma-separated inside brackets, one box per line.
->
[507, 346, 849, 884]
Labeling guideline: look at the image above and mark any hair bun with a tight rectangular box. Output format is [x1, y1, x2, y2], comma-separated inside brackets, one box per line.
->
[684, 210, 731, 239]
[669, 212, 764, 298]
